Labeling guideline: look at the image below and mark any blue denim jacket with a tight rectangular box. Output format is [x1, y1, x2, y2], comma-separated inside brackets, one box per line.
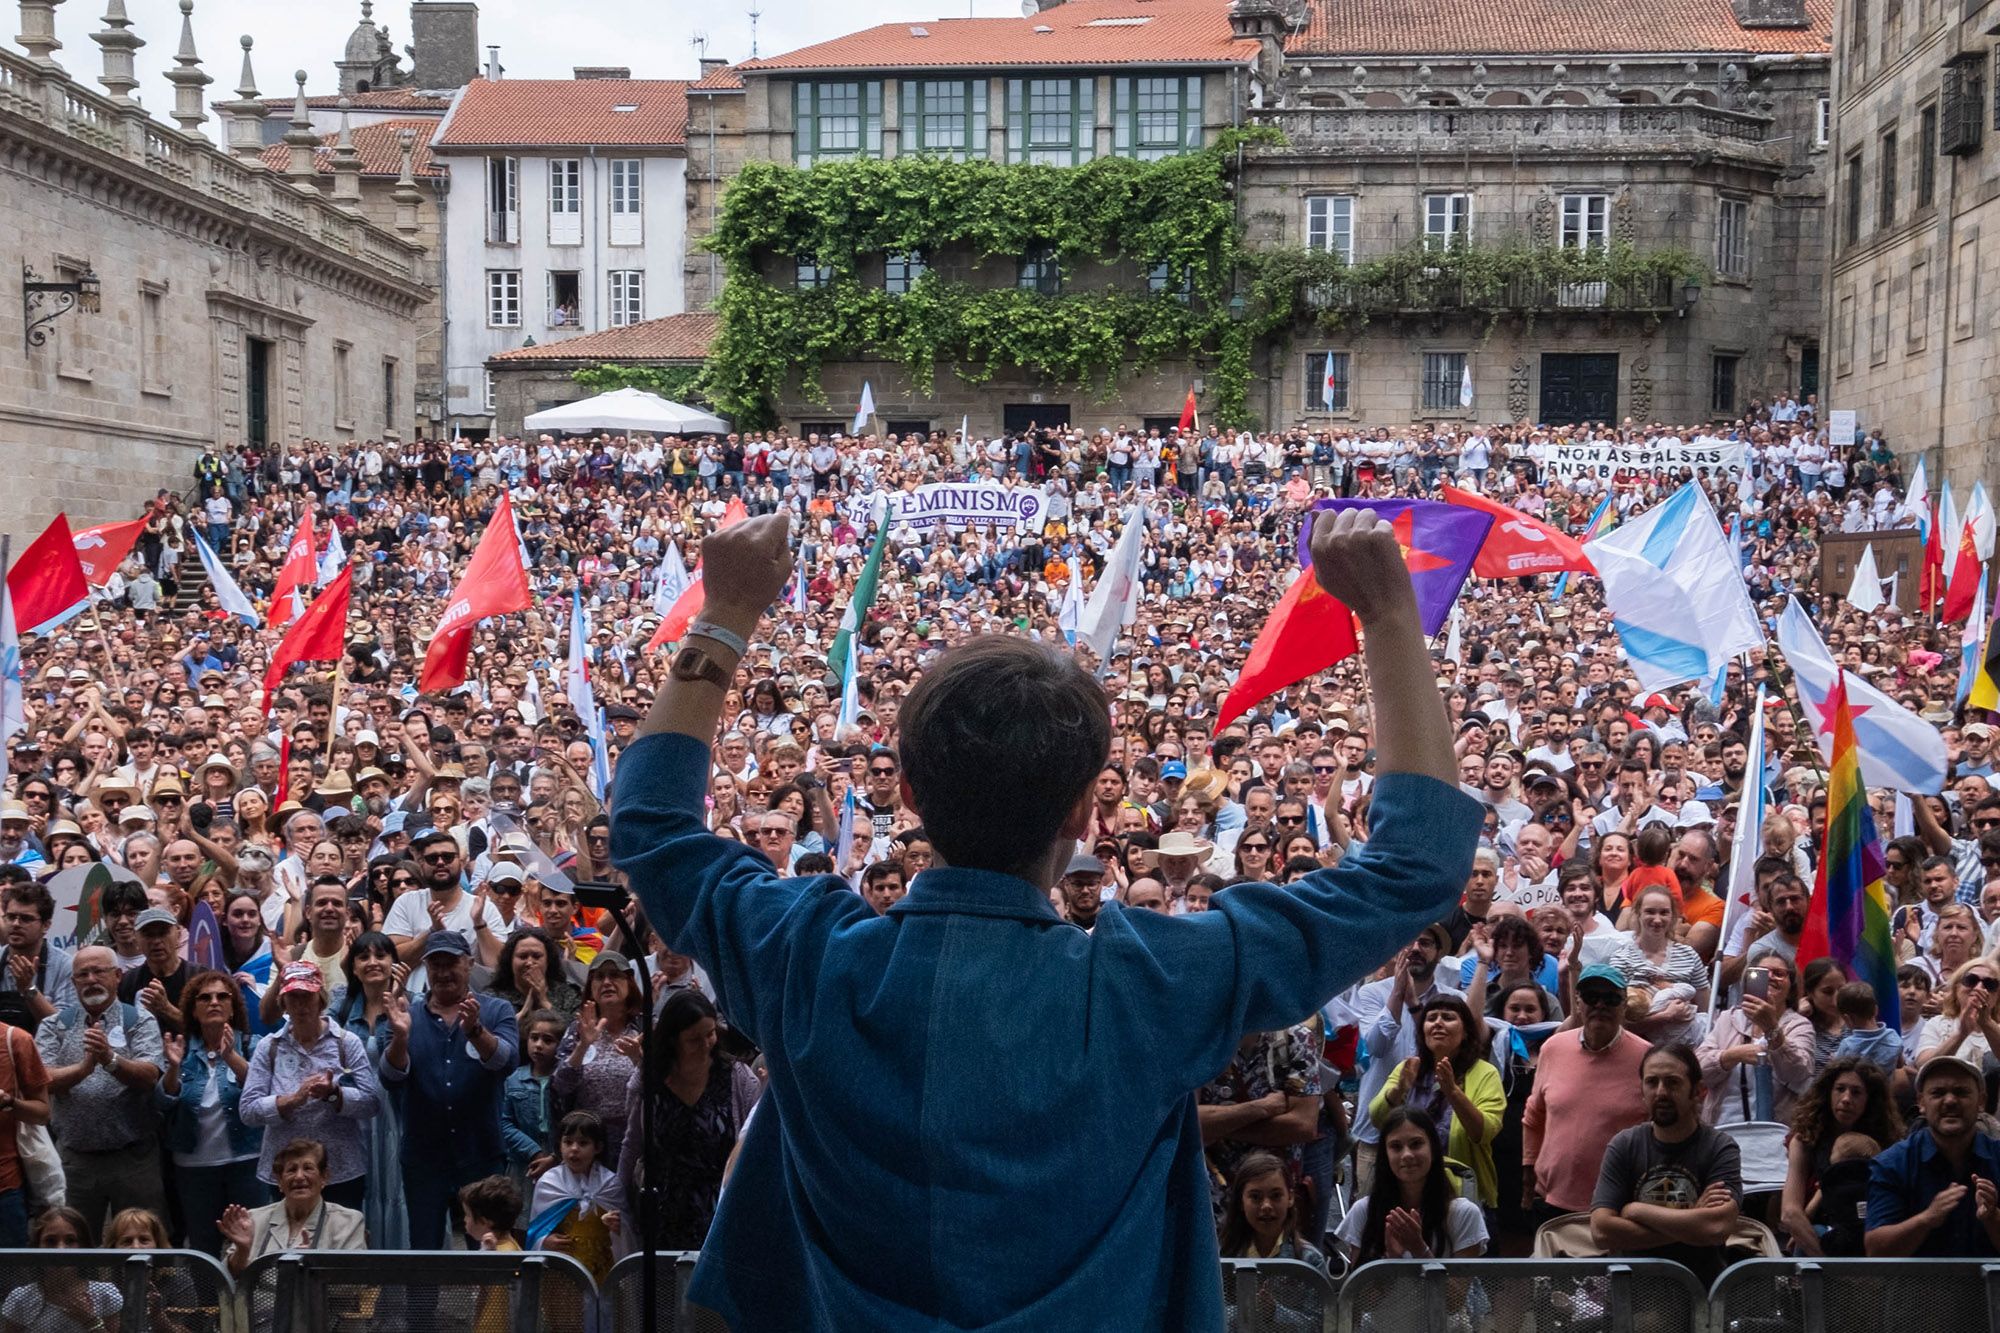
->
[501, 1066, 552, 1166]
[611, 732, 1481, 1330]
[154, 1032, 262, 1159]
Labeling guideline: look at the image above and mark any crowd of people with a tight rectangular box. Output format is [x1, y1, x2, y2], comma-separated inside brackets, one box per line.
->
[0, 387, 1994, 1298]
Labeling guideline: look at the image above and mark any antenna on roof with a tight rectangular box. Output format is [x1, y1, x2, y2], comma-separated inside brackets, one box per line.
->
[747, 3, 762, 58]
[690, 29, 708, 61]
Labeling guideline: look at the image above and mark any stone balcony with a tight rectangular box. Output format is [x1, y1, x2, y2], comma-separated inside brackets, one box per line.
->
[0, 47, 425, 289]
[1249, 101, 1783, 166]
[1306, 270, 1680, 314]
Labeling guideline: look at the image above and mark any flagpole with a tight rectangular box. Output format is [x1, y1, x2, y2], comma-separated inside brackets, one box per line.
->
[0, 536, 11, 761]
[325, 655, 346, 751]
[94, 617, 122, 691]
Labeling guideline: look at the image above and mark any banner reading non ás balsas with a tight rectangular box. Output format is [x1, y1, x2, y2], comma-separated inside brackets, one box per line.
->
[846, 482, 1046, 533]
[1543, 437, 1746, 484]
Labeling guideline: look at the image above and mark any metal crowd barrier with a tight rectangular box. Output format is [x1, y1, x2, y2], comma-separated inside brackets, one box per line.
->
[8, 1249, 2000, 1332]
[1340, 1258, 1711, 1333]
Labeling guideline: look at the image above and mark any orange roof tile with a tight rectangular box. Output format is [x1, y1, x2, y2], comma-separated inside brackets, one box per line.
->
[254, 90, 455, 112]
[739, 0, 1257, 72]
[1289, 0, 1832, 55]
[434, 79, 690, 148]
[258, 118, 446, 178]
[689, 65, 746, 92]
[487, 313, 718, 364]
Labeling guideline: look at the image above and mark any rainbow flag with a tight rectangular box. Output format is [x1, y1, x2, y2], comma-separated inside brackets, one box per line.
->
[1553, 493, 1616, 600]
[1797, 671, 1898, 1031]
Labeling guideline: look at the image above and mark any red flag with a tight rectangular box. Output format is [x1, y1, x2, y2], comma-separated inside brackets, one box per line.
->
[1177, 388, 1198, 432]
[419, 493, 532, 693]
[1942, 520, 1984, 623]
[1213, 568, 1359, 731]
[261, 567, 352, 712]
[1440, 484, 1595, 579]
[70, 519, 146, 587]
[273, 733, 291, 809]
[270, 510, 316, 627]
[645, 498, 751, 651]
[1920, 498, 1945, 614]
[6, 515, 90, 636]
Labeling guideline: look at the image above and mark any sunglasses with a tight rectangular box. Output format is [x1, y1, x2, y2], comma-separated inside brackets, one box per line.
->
[869, 767, 897, 777]
[422, 852, 459, 865]
[490, 883, 522, 895]
[1967, 976, 2000, 992]
[1239, 842, 1270, 852]
[1275, 815, 1305, 826]
[390, 877, 418, 889]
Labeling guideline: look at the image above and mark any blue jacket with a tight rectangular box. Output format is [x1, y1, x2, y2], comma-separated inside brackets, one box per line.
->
[501, 1066, 553, 1166]
[154, 1031, 262, 1159]
[610, 732, 1480, 1331]
[377, 992, 518, 1169]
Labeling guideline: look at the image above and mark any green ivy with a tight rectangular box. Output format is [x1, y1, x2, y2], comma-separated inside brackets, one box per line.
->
[702, 134, 1280, 429]
[571, 363, 711, 405]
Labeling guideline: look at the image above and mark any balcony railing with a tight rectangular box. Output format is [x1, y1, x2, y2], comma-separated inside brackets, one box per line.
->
[1255, 100, 1777, 157]
[1308, 270, 1679, 314]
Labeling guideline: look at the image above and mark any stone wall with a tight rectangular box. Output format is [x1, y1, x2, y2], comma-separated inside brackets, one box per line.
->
[1822, 0, 2000, 493]
[0, 43, 429, 537]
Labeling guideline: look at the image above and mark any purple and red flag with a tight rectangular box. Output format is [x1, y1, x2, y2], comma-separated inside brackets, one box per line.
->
[1215, 500, 1488, 729]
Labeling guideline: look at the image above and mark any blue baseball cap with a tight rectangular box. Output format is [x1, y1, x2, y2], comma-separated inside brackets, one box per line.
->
[1577, 964, 1629, 995]
[1161, 761, 1188, 781]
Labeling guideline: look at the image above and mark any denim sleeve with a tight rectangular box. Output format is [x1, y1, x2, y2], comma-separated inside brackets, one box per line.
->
[1103, 772, 1483, 1093]
[608, 733, 869, 1048]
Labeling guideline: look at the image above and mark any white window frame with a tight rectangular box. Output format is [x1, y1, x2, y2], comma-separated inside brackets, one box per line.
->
[1816, 97, 1832, 147]
[1716, 197, 1751, 279]
[548, 158, 582, 247]
[609, 159, 643, 246]
[1305, 195, 1355, 264]
[1423, 193, 1471, 250]
[486, 269, 521, 327]
[486, 156, 518, 244]
[1559, 194, 1610, 251]
[483, 370, 496, 414]
[608, 270, 645, 327]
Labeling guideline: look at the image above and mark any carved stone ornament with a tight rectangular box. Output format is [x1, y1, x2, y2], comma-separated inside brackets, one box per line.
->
[1629, 355, 1652, 419]
[1530, 193, 1556, 245]
[1508, 358, 1532, 420]
[1614, 189, 1636, 245]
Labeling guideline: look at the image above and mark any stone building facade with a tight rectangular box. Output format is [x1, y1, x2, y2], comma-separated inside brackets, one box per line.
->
[484, 311, 715, 434]
[1821, 0, 2000, 492]
[683, 0, 1829, 435]
[0, 4, 430, 533]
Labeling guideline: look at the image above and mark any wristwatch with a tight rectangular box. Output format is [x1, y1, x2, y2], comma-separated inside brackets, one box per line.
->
[671, 644, 732, 689]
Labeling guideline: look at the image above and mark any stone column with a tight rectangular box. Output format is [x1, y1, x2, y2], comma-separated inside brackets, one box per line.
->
[164, 0, 212, 136]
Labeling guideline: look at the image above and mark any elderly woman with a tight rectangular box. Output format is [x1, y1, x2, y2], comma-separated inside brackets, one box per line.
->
[1914, 955, 2000, 1077]
[240, 962, 381, 1210]
[554, 952, 645, 1164]
[219, 1138, 367, 1278]
[1696, 951, 1816, 1126]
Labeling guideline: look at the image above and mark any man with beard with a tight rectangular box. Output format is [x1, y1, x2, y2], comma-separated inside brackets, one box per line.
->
[1718, 731, 1751, 798]
[1716, 863, 1809, 997]
[1058, 853, 1106, 931]
[1672, 830, 1726, 962]
[37, 944, 166, 1234]
[1348, 923, 1460, 1192]
[1523, 964, 1651, 1221]
[1867, 1054, 2000, 1256]
[1590, 1043, 1742, 1282]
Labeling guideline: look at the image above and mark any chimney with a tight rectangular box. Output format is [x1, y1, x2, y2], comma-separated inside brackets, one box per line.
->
[573, 66, 632, 80]
[699, 56, 727, 79]
[1729, 0, 1806, 23]
[409, 0, 480, 89]
[484, 44, 503, 80]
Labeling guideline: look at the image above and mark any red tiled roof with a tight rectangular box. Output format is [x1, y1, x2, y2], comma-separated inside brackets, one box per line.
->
[258, 118, 446, 178]
[689, 65, 746, 92]
[739, 0, 1257, 72]
[254, 90, 455, 111]
[487, 313, 718, 363]
[1289, 0, 1833, 55]
[433, 78, 690, 148]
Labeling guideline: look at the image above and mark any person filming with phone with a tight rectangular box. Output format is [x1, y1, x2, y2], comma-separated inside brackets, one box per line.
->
[611, 507, 1480, 1330]
[1697, 953, 1815, 1127]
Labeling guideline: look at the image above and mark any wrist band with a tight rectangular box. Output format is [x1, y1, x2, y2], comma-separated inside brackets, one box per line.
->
[686, 620, 749, 658]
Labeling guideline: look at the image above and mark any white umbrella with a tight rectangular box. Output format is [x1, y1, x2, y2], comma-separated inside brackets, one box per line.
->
[522, 387, 729, 436]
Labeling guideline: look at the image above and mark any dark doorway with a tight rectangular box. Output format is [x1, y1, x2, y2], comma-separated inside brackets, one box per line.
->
[246, 337, 272, 448]
[883, 418, 932, 439]
[1141, 415, 1184, 435]
[1538, 353, 1618, 425]
[1003, 402, 1069, 435]
[1800, 344, 1820, 398]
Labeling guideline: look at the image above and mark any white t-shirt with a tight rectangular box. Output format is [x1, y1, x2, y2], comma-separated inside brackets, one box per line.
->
[382, 888, 508, 942]
[1, 1283, 122, 1333]
[1334, 1195, 1489, 1259]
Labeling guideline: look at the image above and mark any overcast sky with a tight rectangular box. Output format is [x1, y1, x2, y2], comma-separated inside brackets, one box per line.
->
[52, 0, 1023, 130]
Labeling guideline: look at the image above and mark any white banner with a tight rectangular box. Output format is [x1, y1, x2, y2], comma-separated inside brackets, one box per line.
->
[846, 482, 1047, 533]
[1544, 438, 1745, 484]
[1828, 409, 1857, 449]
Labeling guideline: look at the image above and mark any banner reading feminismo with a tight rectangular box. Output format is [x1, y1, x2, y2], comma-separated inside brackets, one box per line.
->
[1543, 437, 1746, 484]
[846, 483, 1046, 533]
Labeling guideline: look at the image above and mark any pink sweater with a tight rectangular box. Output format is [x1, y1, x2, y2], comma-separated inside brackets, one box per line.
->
[1521, 1028, 1652, 1212]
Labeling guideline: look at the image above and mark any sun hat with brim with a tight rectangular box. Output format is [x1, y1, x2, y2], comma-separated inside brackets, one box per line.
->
[1151, 831, 1214, 859]
[118, 807, 155, 826]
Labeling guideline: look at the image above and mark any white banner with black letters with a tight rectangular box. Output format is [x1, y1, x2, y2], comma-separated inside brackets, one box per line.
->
[1543, 437, 1745, 484]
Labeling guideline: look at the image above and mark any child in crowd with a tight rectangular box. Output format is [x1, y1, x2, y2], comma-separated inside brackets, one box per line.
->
[1217, 1151, 1329, 1275]
[529, 1109, 625, 1283]
[1621, 826, 1680, 910]
[1807, 1132, 1881, 1257]
[1896, 965, 1933, 1050]
[503, 1009, 565, 1188]
[461, 1175, 524, 1252]
[1831, 982, 1902, 1074]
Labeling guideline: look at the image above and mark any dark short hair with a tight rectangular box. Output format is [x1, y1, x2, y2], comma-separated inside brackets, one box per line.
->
[558, 1109, 607, 1153]
[1, 882, 54, 924]
[459, 1174, 523, 1231]
[1642, 1042, 1703, 1089]
[409, 829, 458, 858]
[897, 638, 1109, 880]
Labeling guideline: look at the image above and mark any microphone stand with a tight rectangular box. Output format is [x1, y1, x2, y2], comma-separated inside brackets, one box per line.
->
[572, 879, 661, 1332]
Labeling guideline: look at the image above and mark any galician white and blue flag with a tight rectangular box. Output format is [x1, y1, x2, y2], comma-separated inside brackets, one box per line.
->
[566, 587, 611, 797]
[1058, 564, 1085, 647]
[652, 542, 689, 615]
[316, 525, 346, 586]
[191, 531, 261, 626]
[1713, 684, 1770, 995]
[0, 588, 23, 747]
[1958, 571, 1990, 709]
[852, 381, 876, 435]
[1585, 482, 1762, 694]
[1778, 597, 1948, 792]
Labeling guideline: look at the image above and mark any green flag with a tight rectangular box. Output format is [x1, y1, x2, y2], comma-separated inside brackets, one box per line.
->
[828, 513, 891, 680]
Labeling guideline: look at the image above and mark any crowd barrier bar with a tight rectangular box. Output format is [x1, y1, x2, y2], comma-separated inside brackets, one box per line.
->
[1338, 1257, 1712, 1333]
